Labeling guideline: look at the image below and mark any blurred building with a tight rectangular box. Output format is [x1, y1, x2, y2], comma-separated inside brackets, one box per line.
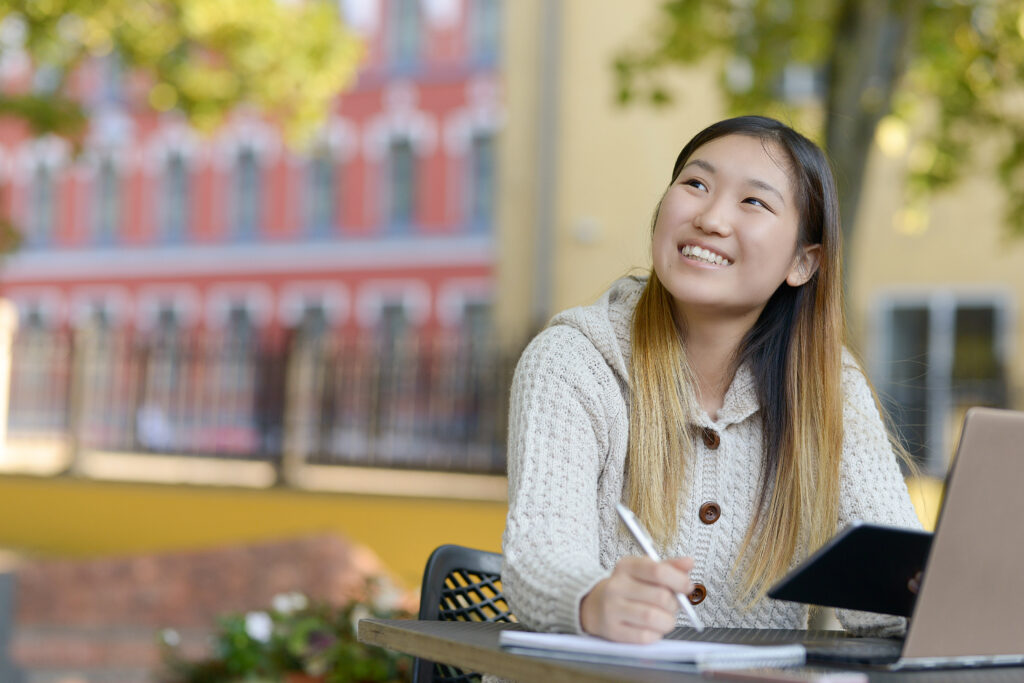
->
[0, 0, 507, 472]
[1, 0, 500, 339]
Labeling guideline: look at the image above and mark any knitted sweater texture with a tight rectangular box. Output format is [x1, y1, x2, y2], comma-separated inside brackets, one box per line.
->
[501, 277, 922, 636]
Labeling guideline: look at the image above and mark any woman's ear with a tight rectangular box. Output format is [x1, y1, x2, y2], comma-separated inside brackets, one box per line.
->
[786, 244, 822, 287]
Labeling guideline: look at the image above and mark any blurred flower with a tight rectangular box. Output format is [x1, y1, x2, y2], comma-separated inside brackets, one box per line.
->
[369, 577, 403, 612]
[159, 628, 181, 648]
[272, 590, 309, 614]
[244, 611, 273, 642]
[349, 603, 371, 633]
[159, 579, 412, 683]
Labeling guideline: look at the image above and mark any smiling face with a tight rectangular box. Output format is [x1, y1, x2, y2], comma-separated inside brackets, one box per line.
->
[651, 134, 820, 327]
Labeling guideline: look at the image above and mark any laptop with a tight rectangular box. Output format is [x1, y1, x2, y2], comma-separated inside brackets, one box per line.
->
[672, 407, 1024, 670]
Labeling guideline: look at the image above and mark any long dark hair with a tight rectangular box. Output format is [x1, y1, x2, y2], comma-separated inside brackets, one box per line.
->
[629, 115, 846, 597]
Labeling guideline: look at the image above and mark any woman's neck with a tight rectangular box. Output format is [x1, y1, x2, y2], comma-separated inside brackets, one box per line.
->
[682, 315, 754, 421]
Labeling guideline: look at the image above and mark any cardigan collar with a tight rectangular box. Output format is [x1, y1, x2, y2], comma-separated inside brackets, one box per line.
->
[693, 362, 759, 429]
[550, 276, 761, 428]
[606, 279, 761, 429]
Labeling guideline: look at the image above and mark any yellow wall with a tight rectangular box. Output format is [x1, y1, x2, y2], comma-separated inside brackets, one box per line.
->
[849, 134, 1024, 468]
[551, 3, 723, 314]
[497, 0, 725, 342]
[0, 475, 507, 590]
[495, 0, 542, 344]
[851, 139, 1024, 368]
[498, 1, 1024, 476]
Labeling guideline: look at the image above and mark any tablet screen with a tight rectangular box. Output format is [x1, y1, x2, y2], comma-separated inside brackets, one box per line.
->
[767, 522, 932, 616]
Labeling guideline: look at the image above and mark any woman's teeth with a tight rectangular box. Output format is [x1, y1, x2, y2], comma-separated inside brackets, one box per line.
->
[681, 245, 731, 266]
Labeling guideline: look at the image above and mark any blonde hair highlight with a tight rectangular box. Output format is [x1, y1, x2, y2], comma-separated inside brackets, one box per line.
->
[626, 274, 699, 544]
[625, 116, 865, 599]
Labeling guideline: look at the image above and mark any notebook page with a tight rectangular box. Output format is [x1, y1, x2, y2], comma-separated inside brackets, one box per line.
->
[500, 630, 806, 670]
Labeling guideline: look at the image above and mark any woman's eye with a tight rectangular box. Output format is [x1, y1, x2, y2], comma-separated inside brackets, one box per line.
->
[684, 179, 707, 191]
[744, 197, 772, 211]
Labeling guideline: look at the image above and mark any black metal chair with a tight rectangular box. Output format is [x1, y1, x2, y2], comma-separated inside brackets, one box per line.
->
[413, 544, 516, 683]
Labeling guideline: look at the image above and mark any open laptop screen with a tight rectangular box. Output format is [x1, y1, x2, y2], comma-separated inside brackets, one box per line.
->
[902, 407, 1024, 662]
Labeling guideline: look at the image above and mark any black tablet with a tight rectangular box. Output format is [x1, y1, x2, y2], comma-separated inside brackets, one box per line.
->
[767, 521, 933, 617]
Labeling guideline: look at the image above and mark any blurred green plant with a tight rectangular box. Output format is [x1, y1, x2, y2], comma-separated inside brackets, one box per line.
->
[159, 586, 412, 683]
[0, 0, 364, 146]
[614, 0, 1024, 260]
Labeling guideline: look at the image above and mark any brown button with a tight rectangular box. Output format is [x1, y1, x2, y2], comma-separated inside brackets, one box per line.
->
[701, 427, 720, 450]
[699, 502, 721, 524]
[688, 583, 707, 605]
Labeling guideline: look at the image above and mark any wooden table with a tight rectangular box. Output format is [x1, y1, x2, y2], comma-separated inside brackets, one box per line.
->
[358, 619, 1024, 682]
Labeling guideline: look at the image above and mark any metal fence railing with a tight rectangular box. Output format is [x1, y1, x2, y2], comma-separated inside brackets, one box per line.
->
[8, 329, 73, 434]
[7, 327, 517, 475]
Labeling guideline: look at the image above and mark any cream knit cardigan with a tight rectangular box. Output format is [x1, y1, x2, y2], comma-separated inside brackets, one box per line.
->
[502, 277, 921, 636]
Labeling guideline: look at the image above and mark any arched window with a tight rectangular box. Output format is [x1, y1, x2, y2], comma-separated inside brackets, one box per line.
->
[468, 131, 495, 230]
[378, 300, 408, 345]
[226, 304, 254, 350]
[468, 0, 501, 64]
[161, 151, 190, 243]
[390, 0, 421, 68]
[93, 155, 120, 245]
[387, 137, 415, 231]
[211, 302, 259, 445]
[305, 147, 338, 237]
[298, 302, 329, 340]
[462, 300, 492, 345]
[138, 303, 183, 451]
[26, 163, 56, 248]
[98, 53, 123, 104]
[9, 302, 62, 432]
[233, 146, 261, 240]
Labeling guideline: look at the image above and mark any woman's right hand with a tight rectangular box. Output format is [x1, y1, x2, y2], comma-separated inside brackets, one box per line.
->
[579, 555, 695, 643]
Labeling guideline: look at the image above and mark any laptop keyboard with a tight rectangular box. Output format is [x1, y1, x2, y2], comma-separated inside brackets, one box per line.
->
[666, 627, 904, 665]
[803, 636, 904, 665]
[668, 626, 846, 645]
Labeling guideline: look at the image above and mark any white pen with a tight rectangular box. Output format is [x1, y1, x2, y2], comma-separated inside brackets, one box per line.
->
[615, 501, 705, 632]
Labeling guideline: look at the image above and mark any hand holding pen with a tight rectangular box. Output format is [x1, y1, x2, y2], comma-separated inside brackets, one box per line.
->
[616, 502, 705, 632]
[578, 503, 703, 643]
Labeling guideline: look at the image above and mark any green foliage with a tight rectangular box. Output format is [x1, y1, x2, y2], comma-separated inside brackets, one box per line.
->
[614, 0, 1024, 236]
[159, 587, 413, 683]
[0, 217, 23, 255]
[0, 93, 87, 141]
[904, 2, 1024, 232]
[614, 0, 837, 115]
[0, 0, 364, 145]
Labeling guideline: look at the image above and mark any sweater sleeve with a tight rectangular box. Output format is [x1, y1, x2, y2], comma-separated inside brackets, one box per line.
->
[501, 326, 619, 634]
[834, 358, 923, 636]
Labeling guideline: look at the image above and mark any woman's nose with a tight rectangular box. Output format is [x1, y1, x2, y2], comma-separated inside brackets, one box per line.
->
[694, 204, 730, 235]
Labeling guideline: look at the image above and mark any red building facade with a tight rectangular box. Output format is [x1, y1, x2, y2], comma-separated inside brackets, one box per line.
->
[0, 0, 501, 344]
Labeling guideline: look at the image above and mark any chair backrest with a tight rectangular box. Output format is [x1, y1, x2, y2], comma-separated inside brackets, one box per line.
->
[412, 544, 515, 683]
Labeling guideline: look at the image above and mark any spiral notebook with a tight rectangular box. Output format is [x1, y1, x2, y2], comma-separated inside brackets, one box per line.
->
[499, 630, 806, 671]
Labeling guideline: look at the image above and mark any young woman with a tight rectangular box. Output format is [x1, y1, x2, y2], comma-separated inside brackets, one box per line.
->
[501, 116, 921, 643]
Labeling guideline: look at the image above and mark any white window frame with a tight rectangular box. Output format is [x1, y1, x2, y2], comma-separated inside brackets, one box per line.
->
[205, 283, 274, 331]
[278, 281, 350, 328]
[355, 279, 431, 328]
[136, 285, 202, 332]
[69, 286, 132, 329]
[870, 288, 1013, 474]
[436, 277, 492, 327]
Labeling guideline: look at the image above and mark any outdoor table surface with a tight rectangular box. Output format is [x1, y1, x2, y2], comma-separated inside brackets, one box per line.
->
[358, 618, 1024, 682]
